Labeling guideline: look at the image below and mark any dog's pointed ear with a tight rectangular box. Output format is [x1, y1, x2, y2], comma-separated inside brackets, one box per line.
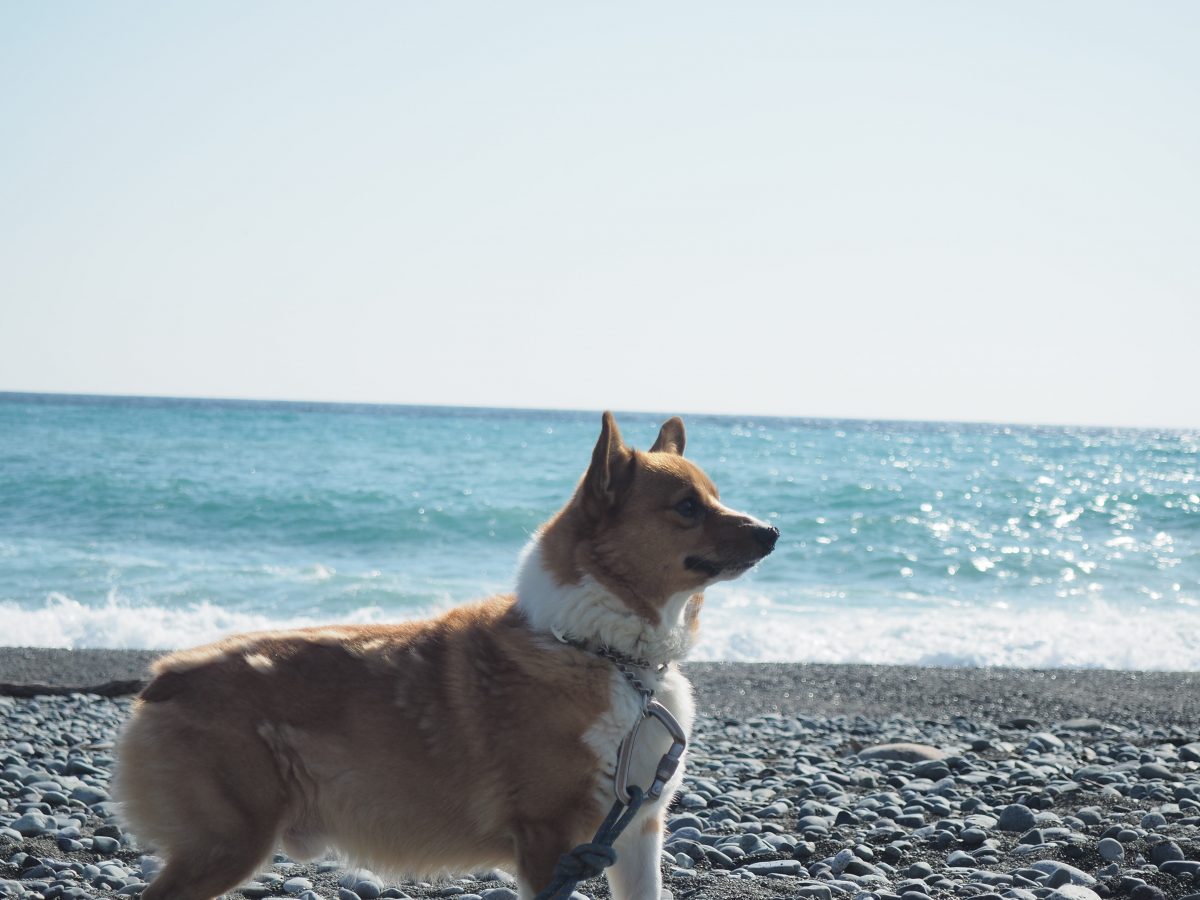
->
[650, 416, 686, 456]
[583, 411, 633, 514]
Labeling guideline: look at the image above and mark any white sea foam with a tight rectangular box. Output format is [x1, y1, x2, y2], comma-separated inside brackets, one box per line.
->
[3, 590, 1197, 671]
[0, 593, 394, 651]
[691, 588, 1200, 670]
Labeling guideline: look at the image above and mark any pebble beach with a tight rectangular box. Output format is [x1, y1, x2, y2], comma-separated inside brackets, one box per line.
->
[2, 651, 1199, 900]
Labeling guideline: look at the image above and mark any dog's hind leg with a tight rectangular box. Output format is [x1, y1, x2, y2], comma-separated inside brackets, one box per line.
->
[141, 834, 275, 900]
[118, 704, 287, 900]
[136, 774, 282, 900]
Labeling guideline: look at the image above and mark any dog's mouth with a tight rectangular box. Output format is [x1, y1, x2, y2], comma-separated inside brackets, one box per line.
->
[685, 556, 757, 579]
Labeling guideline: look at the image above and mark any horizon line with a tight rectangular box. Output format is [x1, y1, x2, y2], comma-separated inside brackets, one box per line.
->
[1, 389, 1194, 435]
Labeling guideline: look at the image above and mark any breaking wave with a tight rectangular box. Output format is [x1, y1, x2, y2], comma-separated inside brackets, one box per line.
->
[4, 589, 1198, 671]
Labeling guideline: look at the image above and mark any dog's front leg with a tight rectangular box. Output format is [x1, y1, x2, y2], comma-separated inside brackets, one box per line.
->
[606, 810, 670, 900]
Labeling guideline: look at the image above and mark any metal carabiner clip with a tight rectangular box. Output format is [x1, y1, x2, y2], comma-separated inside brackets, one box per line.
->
[613, 699, 688, 806]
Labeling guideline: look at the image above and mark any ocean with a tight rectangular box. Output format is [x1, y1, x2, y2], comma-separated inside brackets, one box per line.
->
[1, 393, 1196, 669]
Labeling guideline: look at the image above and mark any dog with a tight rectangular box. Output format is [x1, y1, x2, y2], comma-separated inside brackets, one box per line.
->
[115, 412, 778, 900]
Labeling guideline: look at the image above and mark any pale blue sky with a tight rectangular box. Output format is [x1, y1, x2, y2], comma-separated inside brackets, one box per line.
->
[2, 2, 1197, 428]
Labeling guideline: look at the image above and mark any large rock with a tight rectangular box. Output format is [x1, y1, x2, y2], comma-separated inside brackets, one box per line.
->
[857, 743, 945, 762]
[1056, 718, 1105, 732]
[10, 813, 52, 836]
[1029, 861, 1097, 887]
[1049, 887, 1101, 900]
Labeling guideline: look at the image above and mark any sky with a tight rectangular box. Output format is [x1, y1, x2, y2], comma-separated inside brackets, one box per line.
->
[2, 2, 1197, 429]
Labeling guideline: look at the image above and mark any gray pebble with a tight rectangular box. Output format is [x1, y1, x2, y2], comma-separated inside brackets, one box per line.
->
[829, 848, 856, 875]
[1150, 840, 1184, 864]
[10, 812, 53, 836]
[1057, 719, 1104, 732]
[1074, 807, 1104, 826]
[1160, 860, 1200, 878]
[1137, 762, 1174, 781]
[1028, 732, 1065, 751]
[997, 804, 1038, 832]
[69, 785, 110, 805]
[1097, 838, 1124, 862]
[91, 835, 120, 854]
[743, 859, 806, 876]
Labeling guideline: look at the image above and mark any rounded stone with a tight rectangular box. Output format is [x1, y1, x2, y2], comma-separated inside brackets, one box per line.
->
[797, 885, 834, 900]
[743, 860, 806, 877]
[668, 815, 704, 832]
[1140, 812, 1168, 829]
[1049, 888, 1101, 900]
[1150, 841, 1184, 864]
[1028, 732, 1065, 751]
[1074, 807, 1104, 826]
[1097, 838, 1124, 862]
[91, 835, 120, 854]
[1137, 763, 1174, 781]
[1047, 869, 1073, 889]
[997, 804, 1038, 832]
[1029, 861, 1096, 888]
[11, 813, 53, 836]
[829, 848, 856, 875]
[857, 743, 945, 763]
[69, 785, 110, 805]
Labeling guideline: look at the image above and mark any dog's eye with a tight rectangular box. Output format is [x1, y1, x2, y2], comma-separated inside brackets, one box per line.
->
[674, 498, 700, 518]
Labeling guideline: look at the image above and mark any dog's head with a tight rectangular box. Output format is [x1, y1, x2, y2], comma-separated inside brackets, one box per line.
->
[540, 412, 778, 626]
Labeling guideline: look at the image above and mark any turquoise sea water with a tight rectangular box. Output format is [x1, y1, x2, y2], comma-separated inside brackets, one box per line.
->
[1, 393, 1197, 668]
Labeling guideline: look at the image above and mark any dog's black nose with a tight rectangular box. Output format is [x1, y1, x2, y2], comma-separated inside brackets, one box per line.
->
[754, 525, 780, 553]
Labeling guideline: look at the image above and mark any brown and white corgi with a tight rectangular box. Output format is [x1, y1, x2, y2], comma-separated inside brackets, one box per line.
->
[115, 412, 778, 900]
